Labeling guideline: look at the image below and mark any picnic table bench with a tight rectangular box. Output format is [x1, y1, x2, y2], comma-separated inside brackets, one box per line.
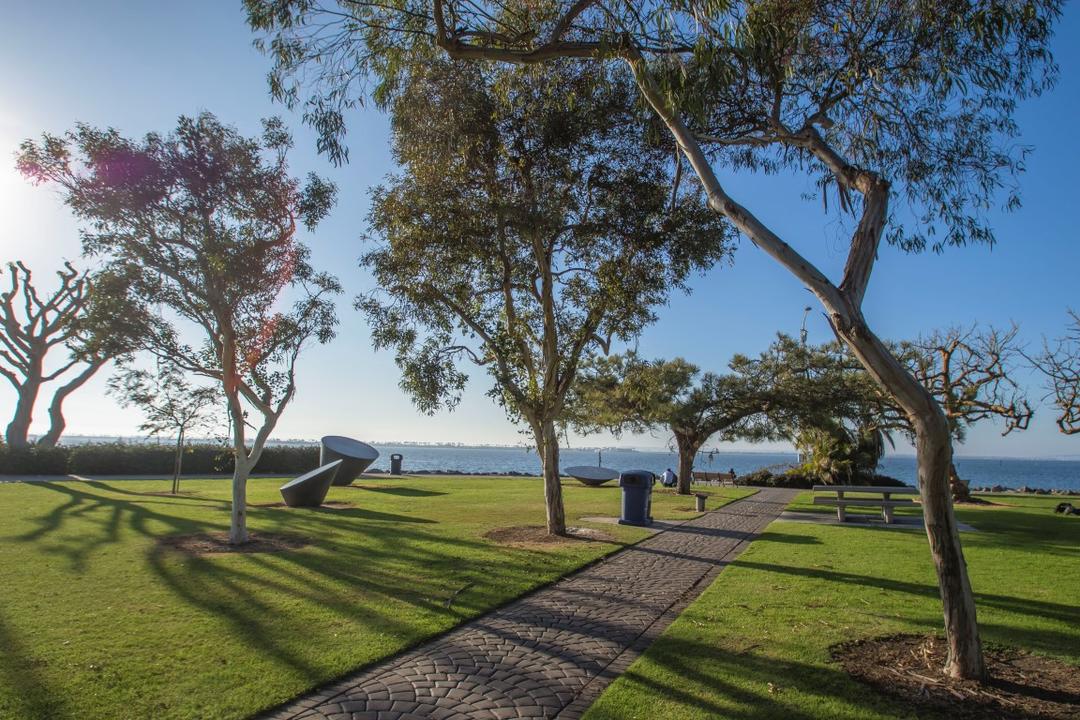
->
[692, 471, 737, 487]
[812, 485, 920, 524]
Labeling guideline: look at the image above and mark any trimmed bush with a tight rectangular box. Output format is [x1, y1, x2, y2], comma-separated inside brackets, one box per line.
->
[0, 442, 321, 476]
[0, 445, 69, 475]
[739, 468, 910, 489]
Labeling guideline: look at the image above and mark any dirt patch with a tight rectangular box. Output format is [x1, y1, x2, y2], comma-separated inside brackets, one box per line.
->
[832, 634, 1080, 719]
[956, 496, 995, 506]
[484, 525, 616, 547]
[159, 532, 310, 555]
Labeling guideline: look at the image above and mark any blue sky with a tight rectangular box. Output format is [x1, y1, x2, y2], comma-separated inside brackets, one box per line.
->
[0, 0, 1077, 458]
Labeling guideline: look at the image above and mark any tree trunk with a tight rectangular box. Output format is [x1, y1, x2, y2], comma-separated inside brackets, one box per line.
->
[835, 316, 987, 681]
[675, 434, 699, 496]
[949, 462, 971, 503]
[38, 359, 106, 447]
[537, 420, 566, 536]
[5, 381, 39, 448]
[230, 454, 250, 545]
[626, 58, 985, 680]
[172, 428, 184, 495]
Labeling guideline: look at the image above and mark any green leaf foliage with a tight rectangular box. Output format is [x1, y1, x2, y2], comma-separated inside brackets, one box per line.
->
[358, 61, 734, 432]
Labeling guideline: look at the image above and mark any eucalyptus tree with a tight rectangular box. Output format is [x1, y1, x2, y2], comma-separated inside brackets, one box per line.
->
[109, 362, 223, 495]
[570, 353, 781, 495]
[1029, 310, 1080, 435]
[245, 0, 1061, 677]
[0, 260, 139, 447]
[18, 113, 340, 544]
[359, 62, 731, 534]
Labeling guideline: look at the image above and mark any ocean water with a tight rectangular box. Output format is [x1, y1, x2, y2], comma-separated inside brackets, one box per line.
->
[46, 437, 1080, 491]
[357, 445, 1080, 492]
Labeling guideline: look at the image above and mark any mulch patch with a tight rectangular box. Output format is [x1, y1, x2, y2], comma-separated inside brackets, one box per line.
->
[159, 531, 310, 555]
[484, 525, 616, 547]
[832, 634, 1080, 719]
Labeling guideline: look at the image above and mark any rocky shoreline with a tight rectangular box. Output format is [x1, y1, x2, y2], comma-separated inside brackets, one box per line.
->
[969, 484, 1079, 496]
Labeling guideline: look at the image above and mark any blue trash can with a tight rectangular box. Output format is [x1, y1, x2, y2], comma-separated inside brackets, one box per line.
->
[619, 470, 655, 526]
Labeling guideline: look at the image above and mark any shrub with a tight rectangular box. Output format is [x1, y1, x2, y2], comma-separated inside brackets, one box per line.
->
[0, 442, 321, 476]
[738, 468, 909, 489]
[0, 445, 70, 475]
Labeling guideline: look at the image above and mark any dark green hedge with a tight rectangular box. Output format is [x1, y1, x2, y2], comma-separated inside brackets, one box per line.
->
[0, 442, 320, 476]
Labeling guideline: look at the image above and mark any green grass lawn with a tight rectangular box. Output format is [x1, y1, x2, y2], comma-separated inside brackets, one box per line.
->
[0, 475, 752, 720]
[583, 494, 1080, 720]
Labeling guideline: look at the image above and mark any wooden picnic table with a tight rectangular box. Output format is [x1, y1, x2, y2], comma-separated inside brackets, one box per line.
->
[812, 484, 920, 524]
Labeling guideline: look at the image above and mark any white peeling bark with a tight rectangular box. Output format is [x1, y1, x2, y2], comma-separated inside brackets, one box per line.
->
[626, 55, 987, 681]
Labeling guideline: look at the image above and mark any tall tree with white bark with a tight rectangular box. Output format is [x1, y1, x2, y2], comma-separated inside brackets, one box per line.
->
[359, 61, 732, 534]
[0, 261, 139, 447]
[245, 0, 1061, 678]
[18, 113, 340, 544]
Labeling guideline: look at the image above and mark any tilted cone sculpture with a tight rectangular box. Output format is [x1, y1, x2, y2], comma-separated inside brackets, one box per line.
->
[280, 460, 343, 507]
[320, 436, 380, 486]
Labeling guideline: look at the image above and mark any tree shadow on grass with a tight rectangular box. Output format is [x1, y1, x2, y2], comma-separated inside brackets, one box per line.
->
[14, 482, 221, 572]
[0, 612, 65, 720]
[274, 505, 438, 524]
[10, 479, 610, 700]
[352, 485, 449, 497]
[731, 560, 1080, 660]
[957, 506, 1080, 559]
[585, 635, 930, 720]
[140, 517, 597, 697]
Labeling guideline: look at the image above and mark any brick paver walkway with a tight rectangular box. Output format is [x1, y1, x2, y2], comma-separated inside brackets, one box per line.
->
[261, 488, 796, 720]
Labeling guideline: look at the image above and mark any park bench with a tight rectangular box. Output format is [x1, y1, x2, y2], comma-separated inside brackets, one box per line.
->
[692, 471, 737, 487]
[812, 485, 920, 524]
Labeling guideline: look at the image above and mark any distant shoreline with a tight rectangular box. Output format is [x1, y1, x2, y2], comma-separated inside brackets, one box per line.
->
[28, 436, 1080, 462]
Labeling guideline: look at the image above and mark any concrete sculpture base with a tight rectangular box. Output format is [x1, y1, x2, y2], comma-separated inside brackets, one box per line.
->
[321, 435, 380, 486]
[280, 460, 343, 507]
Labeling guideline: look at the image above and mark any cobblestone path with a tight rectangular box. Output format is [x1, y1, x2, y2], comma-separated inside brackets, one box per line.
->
[261, 488, 797, 720]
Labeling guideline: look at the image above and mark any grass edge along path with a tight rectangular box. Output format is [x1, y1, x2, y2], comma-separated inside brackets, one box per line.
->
[581, 493, 1080, 720]
[0, 474, 752, 720]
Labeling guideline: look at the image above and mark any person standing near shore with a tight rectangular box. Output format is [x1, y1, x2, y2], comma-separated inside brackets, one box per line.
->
[662, 468, 677, 487]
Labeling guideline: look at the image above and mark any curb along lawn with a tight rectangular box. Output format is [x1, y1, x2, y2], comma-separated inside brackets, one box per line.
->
[582, 494, 1080, 720]
[0, 475, 753, 720]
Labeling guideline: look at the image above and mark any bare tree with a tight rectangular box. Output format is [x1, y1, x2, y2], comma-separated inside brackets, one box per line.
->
[0, 261, 133, 447]
[1029, 310, 1080, 435]
[108, 362, 223, 494]
[902, 326, 1032, 498]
